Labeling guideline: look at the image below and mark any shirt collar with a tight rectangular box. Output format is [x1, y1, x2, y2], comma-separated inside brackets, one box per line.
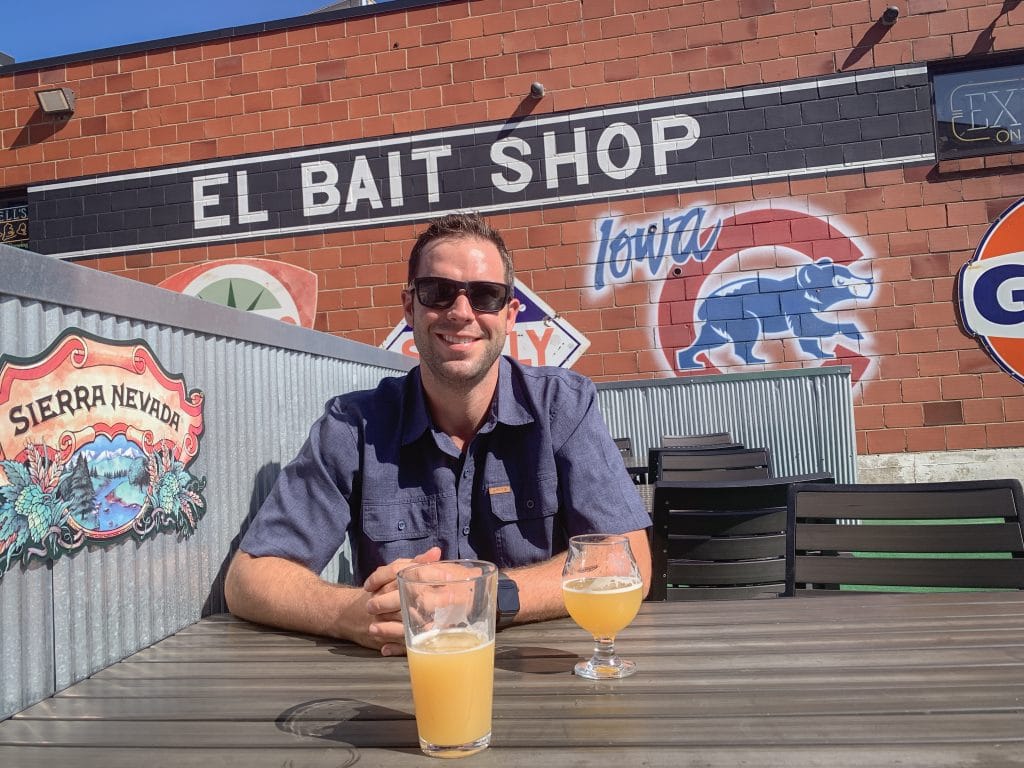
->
[492, 356, 534, 428]
[399, 357, 534, 446]
[400, 367, 431, 446]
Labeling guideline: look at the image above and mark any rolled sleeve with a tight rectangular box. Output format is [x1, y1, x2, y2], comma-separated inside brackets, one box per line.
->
[239, 398, 359, 574]
[551, 378, 650, 537]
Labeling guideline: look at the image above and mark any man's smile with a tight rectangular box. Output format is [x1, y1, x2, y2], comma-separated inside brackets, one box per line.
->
[439, 333, 481, 348]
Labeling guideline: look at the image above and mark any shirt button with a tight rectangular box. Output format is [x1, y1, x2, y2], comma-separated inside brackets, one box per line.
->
[526, 499, 535, 509]
[397, 520, 406, 531]
[462, 526, 470, 535]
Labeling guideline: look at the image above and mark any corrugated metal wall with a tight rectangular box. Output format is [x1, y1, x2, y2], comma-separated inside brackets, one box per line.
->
[2, 244, 857, 719]
[0, 245, 413, 719]
[596, 367, 857, 482]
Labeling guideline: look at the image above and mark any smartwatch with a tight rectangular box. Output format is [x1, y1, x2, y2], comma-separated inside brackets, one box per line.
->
[496, 571, 520, 630]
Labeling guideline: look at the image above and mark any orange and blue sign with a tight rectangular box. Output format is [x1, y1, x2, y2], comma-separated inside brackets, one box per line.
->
[958, 197, 1024, 385]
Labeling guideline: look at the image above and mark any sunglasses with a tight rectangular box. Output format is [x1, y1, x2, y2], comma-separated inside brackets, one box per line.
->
[412, 276, 512, 313]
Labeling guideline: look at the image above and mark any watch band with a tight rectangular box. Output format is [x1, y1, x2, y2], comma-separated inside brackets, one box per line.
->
[496, 571, 520, 630]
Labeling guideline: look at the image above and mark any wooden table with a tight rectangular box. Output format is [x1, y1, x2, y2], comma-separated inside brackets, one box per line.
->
[3, 593, 1024, 766]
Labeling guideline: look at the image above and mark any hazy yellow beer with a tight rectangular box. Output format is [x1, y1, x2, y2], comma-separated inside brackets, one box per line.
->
[563, 576, 643, 638]
[407, 629, 495, 749]
[398, 560, 498, 757]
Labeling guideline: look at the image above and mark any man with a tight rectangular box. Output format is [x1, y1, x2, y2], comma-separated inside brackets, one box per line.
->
[225, 213, 651, 655]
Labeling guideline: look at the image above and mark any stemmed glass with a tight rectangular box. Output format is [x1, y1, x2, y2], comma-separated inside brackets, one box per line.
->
[561, 533, 643, 679]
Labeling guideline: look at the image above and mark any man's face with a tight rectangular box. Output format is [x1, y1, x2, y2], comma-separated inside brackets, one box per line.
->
[402, 236, 520, 391]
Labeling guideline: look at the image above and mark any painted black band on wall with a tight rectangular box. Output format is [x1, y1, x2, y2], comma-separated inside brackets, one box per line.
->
[28, 65, 934, 260]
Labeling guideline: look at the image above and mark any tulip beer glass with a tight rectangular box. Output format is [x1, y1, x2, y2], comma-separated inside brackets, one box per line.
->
[398, 560, 498, 758]
[562, 534, 643, 679]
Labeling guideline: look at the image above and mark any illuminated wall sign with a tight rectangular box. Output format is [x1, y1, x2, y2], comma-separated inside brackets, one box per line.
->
[958, 196, 1024, 384]
[383, 280, 590, 369]
[27, 65, 933, 260]
[933, 60, 1024, 160]
[0, 331, 206, 579]
[0, 204, 28, 248]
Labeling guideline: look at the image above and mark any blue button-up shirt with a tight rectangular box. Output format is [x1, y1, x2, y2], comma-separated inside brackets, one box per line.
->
[240, 356, 649, 583]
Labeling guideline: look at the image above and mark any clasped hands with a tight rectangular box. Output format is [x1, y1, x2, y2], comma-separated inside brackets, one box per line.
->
[361, 545, 442, 656]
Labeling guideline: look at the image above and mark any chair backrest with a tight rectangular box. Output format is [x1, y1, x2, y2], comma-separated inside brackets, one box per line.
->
[662, 431, 733, 448]
[790, 480, 1024, 592]
[650, 473, 835, 601]
[657, 448, 772, 482]
[612, 436, 633, 456]
[647, 444, 746, 481]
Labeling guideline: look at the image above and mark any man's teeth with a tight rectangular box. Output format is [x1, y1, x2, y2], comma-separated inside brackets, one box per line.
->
[443, 335, 474, 344]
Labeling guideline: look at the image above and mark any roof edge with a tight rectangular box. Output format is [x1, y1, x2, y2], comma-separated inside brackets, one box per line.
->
[0, 0, 442, 75]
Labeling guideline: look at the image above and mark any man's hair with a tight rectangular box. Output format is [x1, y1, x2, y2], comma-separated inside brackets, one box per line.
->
[407, 212, 514, 286]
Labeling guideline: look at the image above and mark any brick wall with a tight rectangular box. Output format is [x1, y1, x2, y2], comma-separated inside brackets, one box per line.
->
[3, 0, 1024, 456]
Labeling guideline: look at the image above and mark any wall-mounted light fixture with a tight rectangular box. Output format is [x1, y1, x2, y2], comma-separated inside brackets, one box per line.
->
[881, 6, 900, 25]
[529, 82, 545, 100]
[35, 87, 76, 117]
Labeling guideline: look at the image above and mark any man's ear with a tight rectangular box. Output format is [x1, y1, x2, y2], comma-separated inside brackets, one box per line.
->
[402, 287, 415, 326]
[505, 298, 521, 333]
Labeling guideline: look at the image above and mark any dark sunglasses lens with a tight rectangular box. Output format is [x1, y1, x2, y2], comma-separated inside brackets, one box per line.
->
[417, 278, 459, 308]
[467, 283, 508, 311]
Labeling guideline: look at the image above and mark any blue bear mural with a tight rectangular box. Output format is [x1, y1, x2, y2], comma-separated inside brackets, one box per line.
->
[677, 258, 873, 370]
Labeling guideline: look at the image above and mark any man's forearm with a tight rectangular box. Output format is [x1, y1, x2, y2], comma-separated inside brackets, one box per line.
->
[502, 552, 570, 624]
[224, 551, 373, 644]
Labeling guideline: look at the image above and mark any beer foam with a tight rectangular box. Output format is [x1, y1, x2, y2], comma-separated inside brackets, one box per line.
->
[563, 576, 642, 594]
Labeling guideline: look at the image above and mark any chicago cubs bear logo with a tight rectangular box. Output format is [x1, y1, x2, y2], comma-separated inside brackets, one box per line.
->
[958, 196, 1024, 385]
[656, 209, 875, 380]
[675, 258, 873, 369]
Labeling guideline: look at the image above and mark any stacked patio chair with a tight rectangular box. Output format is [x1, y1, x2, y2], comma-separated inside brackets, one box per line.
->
[648, 433, 745, 481]
[790, 479, 1024, 592]
[661, 431, 736, 448]
[649, 473, 834, 601]
[612, 436, 633, 456]
[656, 447, 773, 482]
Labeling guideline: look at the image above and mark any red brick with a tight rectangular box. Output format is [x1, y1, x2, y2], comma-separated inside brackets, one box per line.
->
[963, 398, 1005, 423]
[1006, 398, 1024, 422]
[865, 429, 907, 453]
[945, 425, 987, 450]
[982, 373, 1024, 398]
[987, 423, 1023, 448]
[922, 400, 964, 426]
[902, 378, 943, 402]
[907, 426, 946, 452]
[861, 379, 903, 405]
[884, 403, 924, 428]
[893, 280, 935, 306]
[913, 302, 956, 328]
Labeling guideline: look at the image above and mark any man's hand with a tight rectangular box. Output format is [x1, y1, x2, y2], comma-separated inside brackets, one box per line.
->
[363, 546, 442, 656]
[224, 547, 444, 656]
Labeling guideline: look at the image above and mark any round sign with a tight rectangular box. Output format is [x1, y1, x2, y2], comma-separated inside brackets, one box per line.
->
[958, 197, 1024, 385]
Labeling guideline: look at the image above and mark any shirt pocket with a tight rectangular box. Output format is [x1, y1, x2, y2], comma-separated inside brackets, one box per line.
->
[486, 472, 560, 564]
[362, 498, 436, 545]
[486, 471, 559, 522]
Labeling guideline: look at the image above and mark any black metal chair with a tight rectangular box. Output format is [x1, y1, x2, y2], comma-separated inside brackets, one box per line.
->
[647, 444, 748, 482]
[612, 437, 633, 456]
[790, 480, 1024, 592]
[655, 447, 772, 482]
[661, 432, 734, 448]
[649, 473, 834, 601]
